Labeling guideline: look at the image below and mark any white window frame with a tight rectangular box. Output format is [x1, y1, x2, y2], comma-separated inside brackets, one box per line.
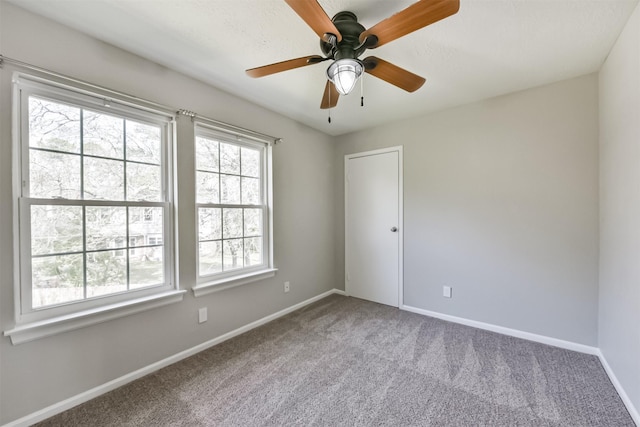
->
[192, 124, 276, 296]
[5, 74, 184, 344]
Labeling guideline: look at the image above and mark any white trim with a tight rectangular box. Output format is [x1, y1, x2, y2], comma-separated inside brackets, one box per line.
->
[4, 290, 186, 345]
[401, 304, 599, 355]
[194, 115, 278, 146]
[397, 148, 404, 307]
[266, 143, 274, 269]
[11, 70, 23, 327]
[2, 288, 344, 427]
[344, 146, 404, 308]
[12, 71, 175, 120]
[597, 350, 640, 425]
[192, 268, 278, 297]
[194, 122, 273, 147]
[345, 146, 404, 160]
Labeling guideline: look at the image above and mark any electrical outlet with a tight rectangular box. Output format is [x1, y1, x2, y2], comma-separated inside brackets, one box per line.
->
[443, 286, 452, 298]
[284, 281, 290, 293]
[198, 307, 208, 323]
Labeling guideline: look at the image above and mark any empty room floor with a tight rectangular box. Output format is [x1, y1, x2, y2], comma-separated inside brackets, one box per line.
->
[37, 295, 633, 426]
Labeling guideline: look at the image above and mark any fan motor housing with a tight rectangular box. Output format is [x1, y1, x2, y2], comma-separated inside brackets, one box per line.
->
[320, 11, 367, 60]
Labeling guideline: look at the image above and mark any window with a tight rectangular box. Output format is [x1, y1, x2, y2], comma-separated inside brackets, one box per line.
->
[195, 125, 274, 290]
[148, 236, 163, 245]
[13, 75, 177, 325]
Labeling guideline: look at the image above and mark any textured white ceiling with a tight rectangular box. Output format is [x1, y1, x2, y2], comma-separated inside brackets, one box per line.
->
[8, 0, 639, 136]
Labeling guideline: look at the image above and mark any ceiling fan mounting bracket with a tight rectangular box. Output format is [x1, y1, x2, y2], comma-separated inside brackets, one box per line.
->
[320, 11, 367, 60]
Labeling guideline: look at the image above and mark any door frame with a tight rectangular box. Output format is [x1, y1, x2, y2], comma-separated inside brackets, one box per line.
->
[345, 146, 404, 307]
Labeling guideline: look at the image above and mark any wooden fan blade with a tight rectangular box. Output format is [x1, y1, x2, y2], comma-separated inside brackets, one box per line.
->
[246, 55, 325, 78]
[320, 80, 339, 109]
[285, 0, 342, 42]
[363, 57, 426, 92]
[360, 0, 459, 48]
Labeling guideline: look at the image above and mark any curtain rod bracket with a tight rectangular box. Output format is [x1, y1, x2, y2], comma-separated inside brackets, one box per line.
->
[177, 109, 197, 121]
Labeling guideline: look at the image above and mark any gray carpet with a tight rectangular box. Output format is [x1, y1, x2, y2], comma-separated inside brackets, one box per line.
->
[38, 295, 634, 426]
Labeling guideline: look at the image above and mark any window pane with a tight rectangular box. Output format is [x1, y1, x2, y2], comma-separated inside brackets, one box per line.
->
[130, 247, 164, 289]
[199, 208, 221, 241]
[244, 237, 262, 267]
[30, 150, 81, 199]
[32, 254, 84, 308]
[31, 205, 83, 256]
[84, 157, 124, 200]
[86, 206, 126, 251]
[197, 171, 220, 204]
[126, 120, 161, 164]
[220, 175, 240, 204]
[241, 177, 260, 205]
[220, 142, 240, 174]
[83, 110, 124, 159]
[129, 207, 163, 246]
[241, 147, 260, 178]
[127, 163, 161, 201]
[196, 136, 219, 172]
[29, 97, 80, 153]
[86, 251, 127, 297]
[223, 239, 243, 271]
[199, 241, 222, 275]
[222, 208, 242, 238]
[196, 135, 268, 279]
[243, 209, 262, 237]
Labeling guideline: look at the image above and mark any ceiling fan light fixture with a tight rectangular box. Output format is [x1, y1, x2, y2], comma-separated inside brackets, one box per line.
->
[327, 58, 364, 95]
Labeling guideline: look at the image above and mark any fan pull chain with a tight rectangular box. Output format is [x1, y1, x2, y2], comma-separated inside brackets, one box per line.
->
[328, 84, 332, 123]
[361, 73, 364, 107]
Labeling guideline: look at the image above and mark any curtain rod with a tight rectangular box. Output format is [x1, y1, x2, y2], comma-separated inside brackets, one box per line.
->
[0, 54, 283, 145]
[177, 109, 282, 145]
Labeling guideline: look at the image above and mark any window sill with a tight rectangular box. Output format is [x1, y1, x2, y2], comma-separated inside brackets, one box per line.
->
[193, 268, 278, 297]
[4, 290, 186, 345]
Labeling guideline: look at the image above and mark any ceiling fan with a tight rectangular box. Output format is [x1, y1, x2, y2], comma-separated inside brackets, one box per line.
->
[246, 0, 460, 109]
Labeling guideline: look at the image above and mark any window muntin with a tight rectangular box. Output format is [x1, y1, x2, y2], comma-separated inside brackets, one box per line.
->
[195, 130, 269, 281]
[16, 80, 174, 322]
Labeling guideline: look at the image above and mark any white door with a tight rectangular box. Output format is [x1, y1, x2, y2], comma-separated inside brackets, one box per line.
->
[345, 147, 402, 307]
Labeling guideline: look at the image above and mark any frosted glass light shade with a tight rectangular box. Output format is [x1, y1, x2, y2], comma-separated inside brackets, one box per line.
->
[327, 59, 364, 95]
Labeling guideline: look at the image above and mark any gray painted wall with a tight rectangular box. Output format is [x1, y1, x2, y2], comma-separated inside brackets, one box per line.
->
[599, 0, 640, 414]
[0, 3, 337, 423]
[2, 0, 638, 424]
[334, 75, 600, 346]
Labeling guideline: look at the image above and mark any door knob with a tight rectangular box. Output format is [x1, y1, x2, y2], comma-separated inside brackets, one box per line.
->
[391, 227, 398, 232]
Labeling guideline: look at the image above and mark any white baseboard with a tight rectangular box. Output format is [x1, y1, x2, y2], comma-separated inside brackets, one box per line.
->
[3, 288, 344, 427]
[400, 304, 599, 355]
[402, 304, 639, 425]
[597, 350, 640, 426]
